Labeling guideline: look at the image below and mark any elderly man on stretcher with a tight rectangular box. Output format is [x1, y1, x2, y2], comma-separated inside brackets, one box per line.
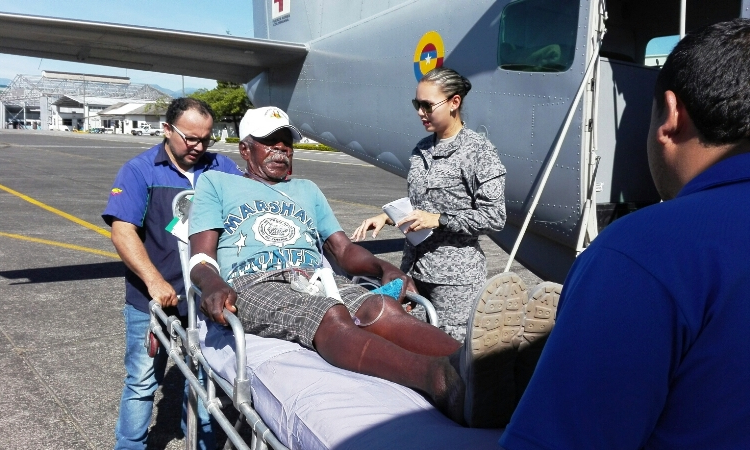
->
[188, 107, 546, 429]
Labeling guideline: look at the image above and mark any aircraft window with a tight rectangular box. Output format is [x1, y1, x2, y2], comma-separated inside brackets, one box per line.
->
[497, 0, 578, 72]
[644, 35, 680, 67]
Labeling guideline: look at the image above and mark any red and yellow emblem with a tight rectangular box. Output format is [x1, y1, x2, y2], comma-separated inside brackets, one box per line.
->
[413, 31, 445, 81]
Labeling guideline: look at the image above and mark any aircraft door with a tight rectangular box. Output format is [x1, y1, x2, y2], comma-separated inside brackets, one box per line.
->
[478, 0, 594, 281]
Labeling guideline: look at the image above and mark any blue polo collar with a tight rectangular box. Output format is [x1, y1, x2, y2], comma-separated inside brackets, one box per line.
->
[678, 151, 750, 198]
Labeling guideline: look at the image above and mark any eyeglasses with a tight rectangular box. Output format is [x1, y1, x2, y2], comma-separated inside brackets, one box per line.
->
[170, 124, 215, 148]
[411, 97, 451, 114]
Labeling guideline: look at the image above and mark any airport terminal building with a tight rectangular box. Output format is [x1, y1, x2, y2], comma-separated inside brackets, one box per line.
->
[0, 70, 170, 132]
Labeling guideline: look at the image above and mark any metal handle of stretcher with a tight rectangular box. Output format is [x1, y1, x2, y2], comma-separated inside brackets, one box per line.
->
[149, 291, 287, 450]
[353, 275, 440, 327]
[406, 291, 439, 326]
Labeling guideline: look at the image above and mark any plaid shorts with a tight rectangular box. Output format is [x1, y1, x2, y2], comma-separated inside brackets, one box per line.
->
[231, 269, 371, 349]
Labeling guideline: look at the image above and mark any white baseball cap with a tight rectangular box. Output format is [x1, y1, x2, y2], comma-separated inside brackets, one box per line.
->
[238, 107, 302, 141]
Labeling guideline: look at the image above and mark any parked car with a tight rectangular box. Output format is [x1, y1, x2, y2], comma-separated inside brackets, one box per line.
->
[131, 124, 162, 136]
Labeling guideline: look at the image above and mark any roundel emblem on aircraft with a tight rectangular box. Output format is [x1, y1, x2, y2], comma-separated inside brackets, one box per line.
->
[413, 31, 445, 81]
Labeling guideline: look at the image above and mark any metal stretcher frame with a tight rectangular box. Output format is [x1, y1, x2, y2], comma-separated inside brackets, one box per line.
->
[147, 189, 439, 450]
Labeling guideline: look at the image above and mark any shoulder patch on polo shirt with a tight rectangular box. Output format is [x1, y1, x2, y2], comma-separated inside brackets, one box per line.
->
[111, 188, 123, 195]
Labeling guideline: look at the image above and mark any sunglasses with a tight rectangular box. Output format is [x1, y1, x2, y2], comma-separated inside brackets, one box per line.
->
[411, 97, 451, 114]
[170, 124, 216, 148]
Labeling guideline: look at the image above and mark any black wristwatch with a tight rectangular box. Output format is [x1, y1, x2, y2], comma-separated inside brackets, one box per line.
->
[438, 213, 450, 229]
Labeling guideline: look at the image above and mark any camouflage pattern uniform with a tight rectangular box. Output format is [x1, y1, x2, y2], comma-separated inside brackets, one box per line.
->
[402, 127, 506, 340]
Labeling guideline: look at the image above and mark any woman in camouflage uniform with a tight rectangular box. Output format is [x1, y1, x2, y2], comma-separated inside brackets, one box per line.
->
[352, 67, 506, 340]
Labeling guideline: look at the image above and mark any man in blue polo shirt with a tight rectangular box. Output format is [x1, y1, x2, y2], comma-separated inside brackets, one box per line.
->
[500, 19, 750, 449]
[103, 97, 241, 449]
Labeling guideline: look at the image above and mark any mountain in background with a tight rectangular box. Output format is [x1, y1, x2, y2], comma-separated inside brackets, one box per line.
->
[0, 77, 12, 86]
[149, 84, 208, 98]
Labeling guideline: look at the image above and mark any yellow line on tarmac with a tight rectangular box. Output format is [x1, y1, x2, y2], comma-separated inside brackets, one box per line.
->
[0, 183, 111, 238]
[0, 232, 120, 259]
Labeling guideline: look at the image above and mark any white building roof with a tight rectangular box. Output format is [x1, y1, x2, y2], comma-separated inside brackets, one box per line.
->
[52, 95, 144, 107]
[99, 102, 155, 116]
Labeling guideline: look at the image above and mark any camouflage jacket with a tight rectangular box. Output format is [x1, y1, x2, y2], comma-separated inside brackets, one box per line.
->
[401, 127, 506, 285]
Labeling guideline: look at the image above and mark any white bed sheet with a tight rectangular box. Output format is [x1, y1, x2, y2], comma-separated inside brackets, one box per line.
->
[199, 319, 505, 449]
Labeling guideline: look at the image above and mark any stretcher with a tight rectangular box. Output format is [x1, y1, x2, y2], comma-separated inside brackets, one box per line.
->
[147, 190, 505, 449]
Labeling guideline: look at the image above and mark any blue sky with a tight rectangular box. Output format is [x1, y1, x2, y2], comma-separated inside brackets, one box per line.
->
[0, 0, 255, 91]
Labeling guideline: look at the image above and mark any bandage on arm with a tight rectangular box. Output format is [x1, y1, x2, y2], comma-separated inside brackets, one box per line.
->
[189, 253, 220, 274]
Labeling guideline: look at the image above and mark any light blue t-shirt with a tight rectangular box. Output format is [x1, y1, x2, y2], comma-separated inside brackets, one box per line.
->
[189, 171, 342, 283]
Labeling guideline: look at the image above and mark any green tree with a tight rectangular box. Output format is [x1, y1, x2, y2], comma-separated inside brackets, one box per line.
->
[190, 81, 252, 137]
[143, 95, 170, 115]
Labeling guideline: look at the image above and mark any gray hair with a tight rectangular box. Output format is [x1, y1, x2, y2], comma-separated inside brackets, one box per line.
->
[420, 67, 472, 112]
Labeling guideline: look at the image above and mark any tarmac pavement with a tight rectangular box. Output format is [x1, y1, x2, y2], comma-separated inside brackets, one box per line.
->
[0, 129, 541, 449]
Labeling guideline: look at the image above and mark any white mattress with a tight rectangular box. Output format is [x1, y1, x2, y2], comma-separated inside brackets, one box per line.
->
[199, 319, 505, 449]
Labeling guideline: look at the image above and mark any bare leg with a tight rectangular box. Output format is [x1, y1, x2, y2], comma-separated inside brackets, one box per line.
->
[313, 304, 466, 424]
[354, 295, 462, 356]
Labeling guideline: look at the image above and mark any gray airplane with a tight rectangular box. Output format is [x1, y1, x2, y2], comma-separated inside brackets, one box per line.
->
[1, 0, 746, 282]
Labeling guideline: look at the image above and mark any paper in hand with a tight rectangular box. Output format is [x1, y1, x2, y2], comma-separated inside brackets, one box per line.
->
[382, 197, 432, 245]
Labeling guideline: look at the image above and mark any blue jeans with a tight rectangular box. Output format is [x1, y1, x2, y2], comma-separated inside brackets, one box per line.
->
[115, 304, 215, 450]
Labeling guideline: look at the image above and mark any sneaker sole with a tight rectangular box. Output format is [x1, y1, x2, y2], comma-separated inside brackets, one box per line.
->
[514, 281, 561, 350]
[514, 282, 562, 401]
[463, 272, 528, 428]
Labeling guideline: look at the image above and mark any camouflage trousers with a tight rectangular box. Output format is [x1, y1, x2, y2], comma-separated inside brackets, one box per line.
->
[413, 279, 484, 342]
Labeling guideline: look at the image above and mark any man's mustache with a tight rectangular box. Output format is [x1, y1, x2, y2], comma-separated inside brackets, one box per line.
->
[265, 153, 290, 165]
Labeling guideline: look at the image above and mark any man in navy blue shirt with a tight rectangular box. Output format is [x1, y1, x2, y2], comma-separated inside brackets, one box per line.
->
[501, 19, 750, 449]
[103, 97, 241, 449]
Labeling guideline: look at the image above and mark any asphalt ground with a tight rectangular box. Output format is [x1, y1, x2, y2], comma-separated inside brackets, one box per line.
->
[0, 129, 541, 450]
